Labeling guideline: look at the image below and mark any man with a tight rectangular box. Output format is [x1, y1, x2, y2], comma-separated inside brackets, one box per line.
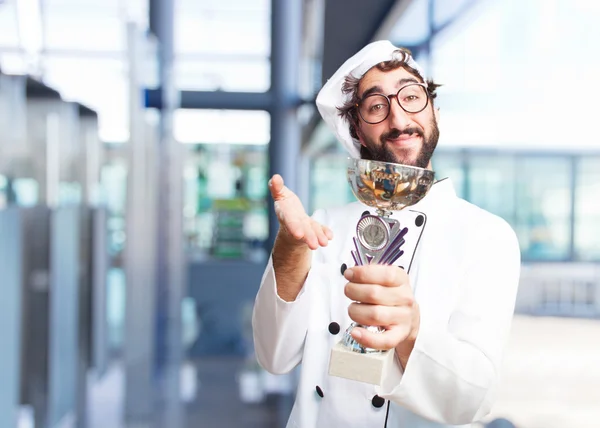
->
[252, 40, 521, 427]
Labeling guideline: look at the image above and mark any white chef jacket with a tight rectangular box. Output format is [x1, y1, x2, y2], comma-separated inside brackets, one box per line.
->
[252, 178, 521, 427]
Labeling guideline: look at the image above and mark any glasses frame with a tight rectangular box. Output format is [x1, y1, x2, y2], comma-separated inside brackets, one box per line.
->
[356, 82, 430, 125]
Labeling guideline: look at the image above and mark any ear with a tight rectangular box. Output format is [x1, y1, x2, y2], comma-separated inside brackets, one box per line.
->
[434, 106, 440, 123]
[355, 124, 367, 147]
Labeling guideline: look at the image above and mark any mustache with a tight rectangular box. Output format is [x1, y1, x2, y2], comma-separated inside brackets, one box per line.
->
[381, 127, 424, 143]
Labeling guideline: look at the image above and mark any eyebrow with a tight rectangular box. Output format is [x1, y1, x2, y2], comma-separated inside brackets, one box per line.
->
[360, 77, 421, 99]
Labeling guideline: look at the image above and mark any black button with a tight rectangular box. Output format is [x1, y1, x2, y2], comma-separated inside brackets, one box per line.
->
[316, 386, 324, 397]
[340, 263, 347, 275]
[415, 215, 425, 227]
[328, 322, 340, 335]
[361, 210, 370, 217]
[372, 395, 385, 408]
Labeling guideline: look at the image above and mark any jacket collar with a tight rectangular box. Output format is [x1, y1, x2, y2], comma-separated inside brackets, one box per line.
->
[407, 177, 456, 214]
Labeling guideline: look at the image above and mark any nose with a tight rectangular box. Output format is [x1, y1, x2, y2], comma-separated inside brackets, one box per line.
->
[387, 96, 413, 130]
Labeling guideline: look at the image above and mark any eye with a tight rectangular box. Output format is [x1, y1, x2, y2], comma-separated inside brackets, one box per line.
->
[403, 94, 421, 103]
[400, 85, 427, 104]
[369, 103, 386, 113]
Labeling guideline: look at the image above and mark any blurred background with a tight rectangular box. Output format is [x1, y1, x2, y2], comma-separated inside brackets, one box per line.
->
[0, 0, 599, 427]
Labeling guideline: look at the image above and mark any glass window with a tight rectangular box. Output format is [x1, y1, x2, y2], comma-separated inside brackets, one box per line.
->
[42, 56, 129, 142]
[175, 0, 271, 92]
[431, 150, 466, 199]
[101, 160, 128, 259]
[174, 109, 270, 145]
[574, 157, 600, 261]
[183, 144, 268, 261]
[175, 58, 269, 92]
[176, 1, 270, 56]
[464, 154, 574, 261]
[310, 154, 354, 213]
[430, 0, 600, 152]
[389, 0, 430, 44]
[44, 12, 125, 52]
[514, 156, 571, 261]
[467, 154, 516, 223]
[0, 2, 20, 47]
[12, 178, 39, 207]
[176, 18, 270, 58]
[0, 174, 6, 209]
[433, 0, 483, 29]
[0, 52, 28, 75]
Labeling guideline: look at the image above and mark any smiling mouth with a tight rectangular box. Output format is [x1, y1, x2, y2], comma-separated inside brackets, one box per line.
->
[387, 134, 422, 146]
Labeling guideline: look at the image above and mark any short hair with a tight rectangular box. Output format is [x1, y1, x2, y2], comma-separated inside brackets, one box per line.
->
[336, 48, 441, 141]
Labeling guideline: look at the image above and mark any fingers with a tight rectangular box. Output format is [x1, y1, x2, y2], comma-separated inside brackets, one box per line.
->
[281, 216, 332, 251]
[344, 282, 414, 306]
[344, 264, 408, 288]
[308, 221, 335, 249]
[312, 221, 327, 248]
[313, 220, 335, 247]
[350, 324, 410, 351]
[348, 302, 412, 327]
[323, 226, 334, 240]
[303, 220, 320, 250]
[343, 265, 417, 351]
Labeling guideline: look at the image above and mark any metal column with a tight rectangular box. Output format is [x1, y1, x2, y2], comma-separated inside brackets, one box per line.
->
[150, 0, 185, 425]
[124, 23, 158, 423]
[268, 0, 304, 250]
[0, 208, 23, 428]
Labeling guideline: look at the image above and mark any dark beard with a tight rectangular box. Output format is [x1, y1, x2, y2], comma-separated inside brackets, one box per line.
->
[360, 119, 440, 168]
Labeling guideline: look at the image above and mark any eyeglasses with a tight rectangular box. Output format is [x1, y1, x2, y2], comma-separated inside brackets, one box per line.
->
[356, 83, 430, 124]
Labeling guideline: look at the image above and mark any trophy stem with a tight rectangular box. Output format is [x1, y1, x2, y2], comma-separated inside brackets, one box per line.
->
[341, 322, 383, 354]
[376, 208, 392, 217]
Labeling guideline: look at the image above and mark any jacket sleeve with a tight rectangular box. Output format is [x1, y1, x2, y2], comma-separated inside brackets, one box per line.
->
[252, 209, 327, 375]
[376, 218, 521, 425]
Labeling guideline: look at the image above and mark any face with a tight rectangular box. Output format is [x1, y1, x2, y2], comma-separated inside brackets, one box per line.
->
[356, 66, 440, 169]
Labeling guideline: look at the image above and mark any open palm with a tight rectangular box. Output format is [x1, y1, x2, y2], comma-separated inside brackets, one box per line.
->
[269, 174, 333, 250]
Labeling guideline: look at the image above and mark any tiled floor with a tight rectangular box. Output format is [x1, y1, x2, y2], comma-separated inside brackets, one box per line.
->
[87, 315, 600, 428]
[87, 357, 293, 428]
[482, 315, 600, 428]
[186, 357, 293, 428]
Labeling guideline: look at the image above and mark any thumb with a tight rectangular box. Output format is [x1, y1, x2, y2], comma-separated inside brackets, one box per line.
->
[268, 174, 287, 201]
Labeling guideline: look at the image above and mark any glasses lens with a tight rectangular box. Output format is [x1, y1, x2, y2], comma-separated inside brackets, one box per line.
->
[398, 84, 428, 113]
[359, 95, 389, 123]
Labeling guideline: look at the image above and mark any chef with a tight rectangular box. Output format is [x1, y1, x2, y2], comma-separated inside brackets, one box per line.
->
[252, 40, 521, 428]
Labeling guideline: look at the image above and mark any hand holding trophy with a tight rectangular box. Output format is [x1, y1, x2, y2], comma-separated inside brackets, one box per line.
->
[328, 158, 434, 386]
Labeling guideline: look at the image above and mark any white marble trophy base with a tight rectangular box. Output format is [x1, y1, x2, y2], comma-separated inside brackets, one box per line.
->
[328, 342, 395, 386]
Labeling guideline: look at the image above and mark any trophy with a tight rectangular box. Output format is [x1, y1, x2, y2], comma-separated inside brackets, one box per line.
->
[328, 158, 434, 385]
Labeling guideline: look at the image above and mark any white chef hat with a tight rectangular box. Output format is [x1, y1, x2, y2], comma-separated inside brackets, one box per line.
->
[315, 40, 426, 158]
